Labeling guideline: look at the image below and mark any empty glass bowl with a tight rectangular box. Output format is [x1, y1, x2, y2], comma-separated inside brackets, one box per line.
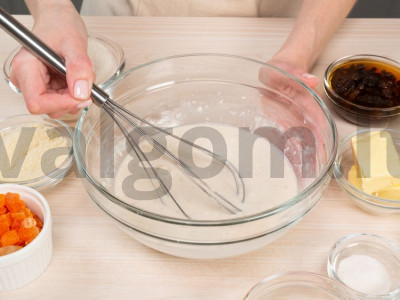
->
[244, 272, 358, 300]
[74, 54, 337, 259]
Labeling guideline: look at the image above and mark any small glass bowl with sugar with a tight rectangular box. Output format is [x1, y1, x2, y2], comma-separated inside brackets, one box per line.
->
[3, 33, 125, 93]
[3, 33, 125, 122]
[328, 233, 400, 300]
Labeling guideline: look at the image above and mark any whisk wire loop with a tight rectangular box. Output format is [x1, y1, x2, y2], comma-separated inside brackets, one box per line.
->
[105, 100, 243, 218]
[104, 102, 192, 219]
[110, 100, 245, 202]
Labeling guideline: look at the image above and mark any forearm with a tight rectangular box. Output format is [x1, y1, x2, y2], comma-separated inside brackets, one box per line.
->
[25, 0, 76, 20]
[23, 0, 86, 42]
[274, 0, 356, 70]
[15, 0, 94, 115]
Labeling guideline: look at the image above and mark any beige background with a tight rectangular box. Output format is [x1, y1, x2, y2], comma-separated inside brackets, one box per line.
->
[1, 0, 400, 17]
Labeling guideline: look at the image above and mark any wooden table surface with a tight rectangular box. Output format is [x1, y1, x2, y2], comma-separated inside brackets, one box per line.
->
[0, 16, 399, 300]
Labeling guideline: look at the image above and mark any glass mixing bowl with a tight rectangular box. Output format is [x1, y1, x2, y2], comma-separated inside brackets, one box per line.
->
[74, 54, 337, 259]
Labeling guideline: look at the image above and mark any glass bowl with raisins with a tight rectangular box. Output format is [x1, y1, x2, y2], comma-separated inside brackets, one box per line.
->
[324, 55, 400, 126]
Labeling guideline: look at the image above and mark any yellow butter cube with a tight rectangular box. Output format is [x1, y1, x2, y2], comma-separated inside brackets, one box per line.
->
[351, 131, 400, 195]
[348, 164, 362, 190]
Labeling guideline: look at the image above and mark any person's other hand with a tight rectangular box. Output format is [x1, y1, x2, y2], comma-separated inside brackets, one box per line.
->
[10, 3, 95, 119]
[259, 58, 326, 127]
[257, 59, 329, 179]
[266, 59, 319, 89]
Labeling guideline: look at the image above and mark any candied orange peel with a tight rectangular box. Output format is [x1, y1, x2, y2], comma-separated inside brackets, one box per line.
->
[0, 192, 42, 256]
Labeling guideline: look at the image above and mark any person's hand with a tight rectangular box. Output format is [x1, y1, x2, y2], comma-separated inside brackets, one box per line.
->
[259, 58, 326, 126]
[257, 59, 328, 179]
[10, 2, 95, 119]
[266, 59, 319, 89]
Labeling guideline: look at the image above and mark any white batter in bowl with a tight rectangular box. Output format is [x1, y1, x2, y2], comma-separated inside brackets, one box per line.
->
[74, 54, 337, 258]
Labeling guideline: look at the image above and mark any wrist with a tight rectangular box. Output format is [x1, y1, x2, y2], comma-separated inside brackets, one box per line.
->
[271, 47, 312, 72]
[25, 0, 75, 20]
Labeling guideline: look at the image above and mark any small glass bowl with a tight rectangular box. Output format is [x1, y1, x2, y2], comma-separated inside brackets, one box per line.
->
[244, 272, 358, 300]
[0, 114, 74, 191]
[0, 183, 52, 291]
[333, 128, 400, 214]
[3, 32, 125, 93]
[86, 32, 126, 89]
[328, 233, 400, 299]
[3, 33, 125, 122]
[324, 54, 400, 126]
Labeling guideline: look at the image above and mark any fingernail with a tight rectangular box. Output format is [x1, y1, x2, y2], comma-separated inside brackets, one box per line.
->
[74, 80, 89, 99]
[302, 73, 316, 79]
[77, 100, 92, 109]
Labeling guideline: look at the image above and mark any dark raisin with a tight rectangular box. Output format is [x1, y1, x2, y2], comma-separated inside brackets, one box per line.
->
[355, 95, 392, 107]
[330, 63, 400, 109]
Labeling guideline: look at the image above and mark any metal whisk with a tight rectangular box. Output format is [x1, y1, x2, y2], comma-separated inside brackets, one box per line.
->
[0, 7, 244, 219]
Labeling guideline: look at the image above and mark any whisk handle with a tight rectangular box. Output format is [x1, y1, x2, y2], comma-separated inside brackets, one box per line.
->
[0, 7, 109, 106]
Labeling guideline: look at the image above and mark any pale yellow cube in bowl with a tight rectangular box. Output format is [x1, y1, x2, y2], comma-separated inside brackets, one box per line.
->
[334, 129, 400, 214]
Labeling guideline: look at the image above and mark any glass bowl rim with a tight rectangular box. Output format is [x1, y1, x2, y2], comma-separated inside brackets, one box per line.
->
[324, 54, 400, 113]
[74, 53, 338, 226]
[0, 114, 74, 189]
[327, 232, 400, 298]
[333, 128, 400, 207]
[88, 32, 126, 89]
[87, 198, 313, 245]
[2, 32, 126, 93]
[244, 271, 358, 299]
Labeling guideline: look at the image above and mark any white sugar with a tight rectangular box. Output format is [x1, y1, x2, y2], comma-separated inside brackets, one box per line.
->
[338, 254, 392, 295]
[88, 38, 118, 85]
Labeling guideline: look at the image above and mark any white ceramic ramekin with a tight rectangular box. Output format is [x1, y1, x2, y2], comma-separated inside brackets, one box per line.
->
[0, 184, 52, 291]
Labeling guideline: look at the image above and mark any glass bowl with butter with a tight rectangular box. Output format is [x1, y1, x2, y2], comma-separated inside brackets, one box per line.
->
[334, 129, 400, 214]
[0, 114, 74, 191]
